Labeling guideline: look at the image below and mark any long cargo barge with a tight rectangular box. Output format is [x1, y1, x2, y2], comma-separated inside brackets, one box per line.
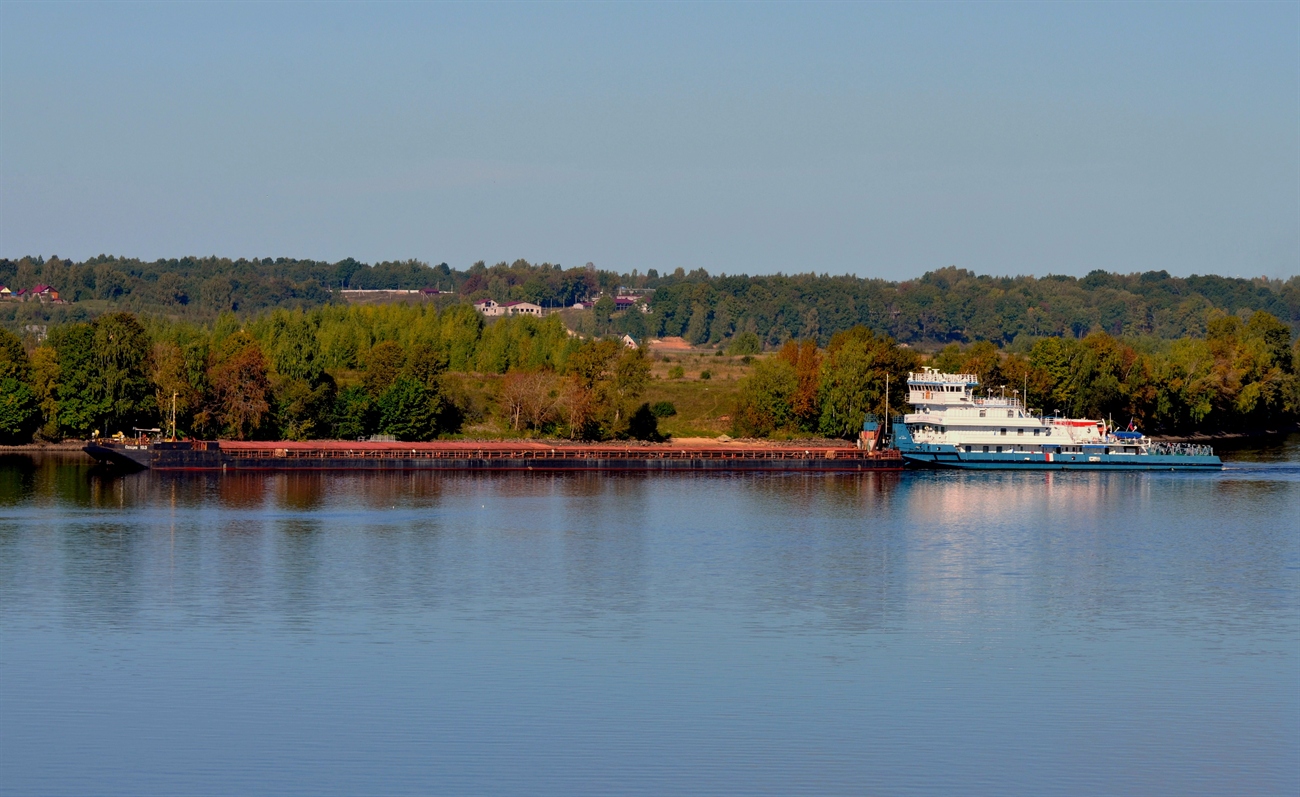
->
[84, 439, 904, 472]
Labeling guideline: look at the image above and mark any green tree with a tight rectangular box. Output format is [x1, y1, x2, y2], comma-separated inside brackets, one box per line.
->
[364, 341, 406, 397]
[377, 377, 441, 441]
[92, 312, 155, 434]
[332, 385, 375, 440]
[0, 328, 38, 444]
[28, 346, 60, 440]
[561, 338, 622, 439]
[732, 357, 797, 437]
[611, 347, 650, 424]
[593, 296, 616, 333]
[626, 402, 664, 441]
[50, 323, 104, 437]
[818, 327, 916, 438]
[726, 331, 761, 356]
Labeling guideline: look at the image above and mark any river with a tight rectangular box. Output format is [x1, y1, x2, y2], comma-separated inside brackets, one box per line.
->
[2, 439, 1297, 796]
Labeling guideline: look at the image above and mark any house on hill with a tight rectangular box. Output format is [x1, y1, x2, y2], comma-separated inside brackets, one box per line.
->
[473, 299, 504, 317]
[502, 301, 543, 317]
[0, 286, 10, 300]
[475, 299, 545, 317]
[621, 334, 639, 350]
[29, 285, 60, 303]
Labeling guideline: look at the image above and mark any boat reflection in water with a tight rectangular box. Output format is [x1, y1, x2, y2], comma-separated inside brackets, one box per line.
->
[1, 449, 1295, 796]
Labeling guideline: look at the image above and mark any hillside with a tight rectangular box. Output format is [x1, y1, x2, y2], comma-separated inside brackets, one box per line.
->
[2, 255, 1296, 347]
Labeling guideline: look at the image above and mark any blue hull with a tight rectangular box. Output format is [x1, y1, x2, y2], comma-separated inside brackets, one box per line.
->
[900, 450, 1221, 471]
[891, 421, 1221, 471]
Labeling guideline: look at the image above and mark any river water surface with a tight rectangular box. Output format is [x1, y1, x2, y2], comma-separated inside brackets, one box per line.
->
[1, 441, 1297, 796]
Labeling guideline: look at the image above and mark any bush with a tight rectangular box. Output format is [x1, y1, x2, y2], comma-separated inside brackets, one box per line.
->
[727, 331, 762, 356]
[626, 402, 664, 441]
[700, 370, 711, 380]
[668, 365, 684, 379]
[650, 401, 677, 418]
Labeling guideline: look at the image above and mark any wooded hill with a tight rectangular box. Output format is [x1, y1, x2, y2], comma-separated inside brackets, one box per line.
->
[0, 303, 1295, 446]
[2, 255, 1296, 347]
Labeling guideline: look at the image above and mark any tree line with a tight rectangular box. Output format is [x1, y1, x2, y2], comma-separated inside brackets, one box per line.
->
[0, 305, 664, 445]
[731, 310, 1299, 438]
[3, 254, 1296, 349]
[2, 302, 1293, 446]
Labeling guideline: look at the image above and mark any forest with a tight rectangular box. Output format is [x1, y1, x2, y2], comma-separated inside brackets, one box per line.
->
[2, 254, 1296, 348]
[0, 301, 1295, 446]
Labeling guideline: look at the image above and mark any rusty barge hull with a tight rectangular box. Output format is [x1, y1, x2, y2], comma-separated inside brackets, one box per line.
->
[85, 440, 904, 473]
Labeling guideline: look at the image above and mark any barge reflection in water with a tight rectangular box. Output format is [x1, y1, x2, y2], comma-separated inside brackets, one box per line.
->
[1, 443, 1296, 796]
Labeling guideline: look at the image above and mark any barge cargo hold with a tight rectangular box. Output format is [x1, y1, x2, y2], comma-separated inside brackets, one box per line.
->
[84, 439, 904, 473]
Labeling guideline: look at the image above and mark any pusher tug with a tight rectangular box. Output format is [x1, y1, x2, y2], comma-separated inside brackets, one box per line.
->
[892, 368, 1221, 470]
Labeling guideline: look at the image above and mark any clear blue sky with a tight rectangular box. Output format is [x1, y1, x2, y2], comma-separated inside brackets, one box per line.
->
[2, 2, 1296, 279]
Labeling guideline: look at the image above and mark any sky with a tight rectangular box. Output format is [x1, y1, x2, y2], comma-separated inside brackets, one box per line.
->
[1, 2, 1296, 280]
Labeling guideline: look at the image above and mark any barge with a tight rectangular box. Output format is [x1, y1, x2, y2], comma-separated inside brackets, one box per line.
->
[84, 439, 904, 473]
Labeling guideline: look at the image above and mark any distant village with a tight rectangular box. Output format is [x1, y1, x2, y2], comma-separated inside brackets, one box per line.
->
[470, 295, 651, 318]
[0, 284, 62, 303]
[1, 282, 652, 317]
[334, 286, 653, 324]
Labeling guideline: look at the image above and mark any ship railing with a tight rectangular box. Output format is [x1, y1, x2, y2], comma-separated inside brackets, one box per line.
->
[908, 371, 978, 384]
[1148, 442, 1215, 457]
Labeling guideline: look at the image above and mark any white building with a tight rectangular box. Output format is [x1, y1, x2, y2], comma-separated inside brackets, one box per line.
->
[474, 299, 505, 317]
[502, 301, 543, 316]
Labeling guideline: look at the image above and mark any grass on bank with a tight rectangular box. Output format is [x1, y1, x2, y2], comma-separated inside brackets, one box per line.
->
[437, 353, 758, 440]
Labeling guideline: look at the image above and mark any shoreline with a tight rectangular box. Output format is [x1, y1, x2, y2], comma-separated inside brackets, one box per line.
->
[1148, 426, 1299, 445]
[3, 427, 1295, 456]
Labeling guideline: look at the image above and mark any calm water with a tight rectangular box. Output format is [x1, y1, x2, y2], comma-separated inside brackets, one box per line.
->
[2, 441, 1297, 796]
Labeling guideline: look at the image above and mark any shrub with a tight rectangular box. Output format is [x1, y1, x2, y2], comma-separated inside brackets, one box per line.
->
[668, 365, 684, 379]
[626, 402, 664, 441]
[700, 370, 712, 380]
[727, 331, 762, 356]
[650, 401, 677, 418]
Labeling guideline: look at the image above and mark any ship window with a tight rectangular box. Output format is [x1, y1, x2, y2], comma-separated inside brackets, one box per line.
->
[982, 446, 989, 453]
[1007, 410, 1014, 418]
[964, 446, 971, 452]
[979, 410, 986, 418]
[996, 446, 1003, 453]
[1018, 428, 1024, 435]
[1000, 428, 1007, 435]
[1033, 428, 1040, 436]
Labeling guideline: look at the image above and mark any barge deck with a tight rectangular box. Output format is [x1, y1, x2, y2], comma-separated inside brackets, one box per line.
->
[84, 439, 904, 472]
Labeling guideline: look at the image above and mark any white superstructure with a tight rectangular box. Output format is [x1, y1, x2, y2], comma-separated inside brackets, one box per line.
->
[903, 368, 1110, 454]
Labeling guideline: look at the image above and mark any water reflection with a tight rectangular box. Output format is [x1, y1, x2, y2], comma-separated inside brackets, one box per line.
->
[1, 455, 1296, 797]
[0, 464, 1293, 638]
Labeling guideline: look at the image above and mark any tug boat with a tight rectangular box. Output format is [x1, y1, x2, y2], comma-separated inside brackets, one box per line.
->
[892, 368, 1221, 470]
